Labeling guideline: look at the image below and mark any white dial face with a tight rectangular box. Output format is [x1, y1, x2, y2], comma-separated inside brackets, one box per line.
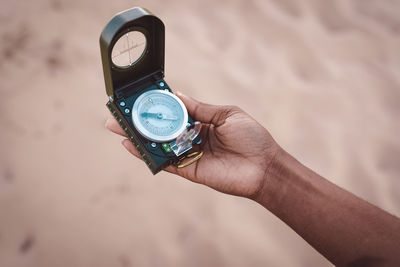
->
[132, 90, 188, 142]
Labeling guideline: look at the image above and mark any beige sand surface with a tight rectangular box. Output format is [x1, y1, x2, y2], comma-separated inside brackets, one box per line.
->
[0, 0, 399, 266]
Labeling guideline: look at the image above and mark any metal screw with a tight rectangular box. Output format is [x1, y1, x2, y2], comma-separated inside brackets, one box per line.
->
[186, 123, 191, 128]
[159, 82, 164, 87]
[124, 108, 130, 114]
[196, 137, 202, 145]
[164, 89, 169, 92]
[151, 142, 157, 148]
[120, 101, 126, 107]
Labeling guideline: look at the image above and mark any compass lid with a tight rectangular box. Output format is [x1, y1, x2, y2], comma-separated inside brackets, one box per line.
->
[100, 7, 165, 97]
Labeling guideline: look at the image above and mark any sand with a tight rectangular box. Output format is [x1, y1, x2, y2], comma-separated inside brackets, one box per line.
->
[0, 0, 399, 266]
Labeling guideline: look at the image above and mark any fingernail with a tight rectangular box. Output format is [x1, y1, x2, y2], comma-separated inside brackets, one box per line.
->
[121, 139, 129, 147]
[105, 118, 111, 128]
[176, 91, 184, 96]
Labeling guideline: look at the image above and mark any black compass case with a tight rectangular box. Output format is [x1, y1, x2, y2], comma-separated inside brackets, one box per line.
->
[100, 7, 197, 174]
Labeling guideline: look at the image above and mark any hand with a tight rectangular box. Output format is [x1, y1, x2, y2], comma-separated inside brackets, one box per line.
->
[106, 92, 281, 198]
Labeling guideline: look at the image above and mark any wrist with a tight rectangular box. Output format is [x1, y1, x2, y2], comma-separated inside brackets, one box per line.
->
[251, 147, 293, 208]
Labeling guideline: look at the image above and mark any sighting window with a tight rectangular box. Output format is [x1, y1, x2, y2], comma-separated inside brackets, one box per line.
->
[111, 31, 146, 68]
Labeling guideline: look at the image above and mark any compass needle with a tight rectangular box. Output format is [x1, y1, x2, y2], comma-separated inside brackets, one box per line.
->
[141, 112, 178, 121]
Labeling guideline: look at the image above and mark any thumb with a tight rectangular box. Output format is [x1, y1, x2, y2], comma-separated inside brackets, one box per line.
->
[176, 91, 233, 126]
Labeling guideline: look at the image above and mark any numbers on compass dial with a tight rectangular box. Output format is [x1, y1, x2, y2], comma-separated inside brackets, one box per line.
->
[132, 90, 188, 142]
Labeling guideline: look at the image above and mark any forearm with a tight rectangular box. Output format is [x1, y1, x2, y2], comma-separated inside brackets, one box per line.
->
[255, 148, 400, 266]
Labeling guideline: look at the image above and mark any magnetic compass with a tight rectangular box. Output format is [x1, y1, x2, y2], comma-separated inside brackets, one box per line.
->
[100, 7, 202, 174]
[132, 90, 188, 142]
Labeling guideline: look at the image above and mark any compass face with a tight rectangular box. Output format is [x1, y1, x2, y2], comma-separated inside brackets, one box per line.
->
[111, 31, 146, 68]
[132, 90, 188, 142]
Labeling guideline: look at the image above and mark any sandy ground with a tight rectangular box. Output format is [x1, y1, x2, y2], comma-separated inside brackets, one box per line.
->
[0, 0, 399, 266]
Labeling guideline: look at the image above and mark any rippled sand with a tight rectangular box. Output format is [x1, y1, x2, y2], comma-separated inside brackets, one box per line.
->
[0, 0, 399, 266]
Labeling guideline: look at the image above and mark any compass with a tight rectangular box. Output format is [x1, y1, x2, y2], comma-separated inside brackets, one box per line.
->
[132, 90, 188, 142]
[100, 7, 202, 174]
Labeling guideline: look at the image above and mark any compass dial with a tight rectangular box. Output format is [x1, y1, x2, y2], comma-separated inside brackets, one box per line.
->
[132, 90, 188, 142]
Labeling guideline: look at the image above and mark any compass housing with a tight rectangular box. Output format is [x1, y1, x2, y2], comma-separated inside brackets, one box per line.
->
[100, 7, 199, 174]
